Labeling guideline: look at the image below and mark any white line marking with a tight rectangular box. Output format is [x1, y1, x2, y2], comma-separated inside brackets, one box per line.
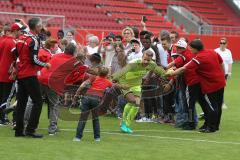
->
[39, 128, 240, 145]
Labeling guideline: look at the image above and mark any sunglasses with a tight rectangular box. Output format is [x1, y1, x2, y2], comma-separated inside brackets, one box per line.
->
[220, 42, 226, 45]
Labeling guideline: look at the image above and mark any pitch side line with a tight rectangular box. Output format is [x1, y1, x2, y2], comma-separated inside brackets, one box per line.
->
[43, 128, 240, 145]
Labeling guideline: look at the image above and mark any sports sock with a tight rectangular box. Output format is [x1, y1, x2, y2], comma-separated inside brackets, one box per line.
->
[126, 104, 139, 127]
[122, 103, 133, 125]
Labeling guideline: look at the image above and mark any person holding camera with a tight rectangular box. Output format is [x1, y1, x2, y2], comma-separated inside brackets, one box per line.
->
[99, 33, 115, 68]
[127, 39, 143, 63]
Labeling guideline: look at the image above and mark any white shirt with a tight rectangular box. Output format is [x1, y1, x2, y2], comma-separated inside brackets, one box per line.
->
[70, 39, 77, 46]
[127, 50, 143, 63]
[214, 48, 233, 74]
[87, 45, 99, 55]
[157, 43, 168, 67]
[124, 43, 132, 55]
[55, 47, 63, 54]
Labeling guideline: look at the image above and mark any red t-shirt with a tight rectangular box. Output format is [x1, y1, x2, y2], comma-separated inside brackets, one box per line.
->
[0, 36, 16, 82]
[0, 35, 7, 62]
[86, 76, 113, 97]
[174, 49, 199, 86]
[38, 53, 73, 86]
[38, 48, 52, 63]
[185, 50, 225, 94]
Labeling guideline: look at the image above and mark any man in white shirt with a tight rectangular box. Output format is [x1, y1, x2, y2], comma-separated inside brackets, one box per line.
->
[214, 37, 233, 80]
[127, 39, 143, 63]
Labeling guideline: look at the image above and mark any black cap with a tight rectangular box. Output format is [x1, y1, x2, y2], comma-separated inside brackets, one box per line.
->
[130, 38, 140, 45]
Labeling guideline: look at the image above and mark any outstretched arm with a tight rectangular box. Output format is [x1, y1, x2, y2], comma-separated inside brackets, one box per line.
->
[72, 76, 96, 105]
[112, 63, 133, 81]
[166, 66, 186, 77]
[152, 65, 166, 77]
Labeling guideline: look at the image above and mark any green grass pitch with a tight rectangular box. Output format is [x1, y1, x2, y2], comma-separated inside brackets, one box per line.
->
[0, 63, 239, 160]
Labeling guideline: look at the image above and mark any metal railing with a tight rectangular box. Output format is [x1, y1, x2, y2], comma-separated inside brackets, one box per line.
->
[0, 11, 65, 29]
[167, 0, 240, 35]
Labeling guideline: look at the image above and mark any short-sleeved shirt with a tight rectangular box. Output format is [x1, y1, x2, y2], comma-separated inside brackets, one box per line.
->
[38, 53, 73, 86]
[127, 50, 143, 63]
[185, 50, 225, 94]
[0, 36, 16, 82]
[156, 43, 168, 67]
[174, 49, 199, 86]
[214, 48, 233, 74]
[86, 76, 113, 97]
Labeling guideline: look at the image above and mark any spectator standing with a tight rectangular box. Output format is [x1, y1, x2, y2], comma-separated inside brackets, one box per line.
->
[15, 17, 50, 138]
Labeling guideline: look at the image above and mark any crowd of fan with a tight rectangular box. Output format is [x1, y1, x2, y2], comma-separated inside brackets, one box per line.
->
[0, 17, 233, 140]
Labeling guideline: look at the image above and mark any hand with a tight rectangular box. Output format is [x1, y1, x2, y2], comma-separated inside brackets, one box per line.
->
[71, 95, 78, 106]
[45, 63, 51, 69]
[163, 83, 172, 93]
[165, 68, 174, 76]
[141, 20, 146, 27]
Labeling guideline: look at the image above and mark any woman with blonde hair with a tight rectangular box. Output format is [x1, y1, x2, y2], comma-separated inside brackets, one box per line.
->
[122, 27, 135, 54]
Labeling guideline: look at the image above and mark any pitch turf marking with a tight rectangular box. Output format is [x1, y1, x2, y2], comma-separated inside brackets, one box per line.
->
[44, 128, 240, 145]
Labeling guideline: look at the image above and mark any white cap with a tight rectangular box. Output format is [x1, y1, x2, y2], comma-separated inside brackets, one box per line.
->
[175, 39, 187, 49]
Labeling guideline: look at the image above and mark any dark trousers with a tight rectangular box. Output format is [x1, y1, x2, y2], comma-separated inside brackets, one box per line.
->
[76, 96, 100, 139]
[200, 88, 224, 130]
[163, 90, 175, 115]
[186, 83, 204, 124]
[0, 82, 14, 121]
[15, 76, 43, 134]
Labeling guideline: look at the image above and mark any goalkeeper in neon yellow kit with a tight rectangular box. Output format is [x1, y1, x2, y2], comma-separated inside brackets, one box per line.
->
[112, 50, 166, 133]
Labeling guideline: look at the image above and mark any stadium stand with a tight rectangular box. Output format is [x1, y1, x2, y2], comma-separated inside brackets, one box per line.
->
[0, 0, 239, 34]
[146, 0, 240, 27]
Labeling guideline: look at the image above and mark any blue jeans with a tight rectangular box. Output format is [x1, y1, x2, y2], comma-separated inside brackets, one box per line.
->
[76, 96, 100, 139]
[175, 88, 188, 126]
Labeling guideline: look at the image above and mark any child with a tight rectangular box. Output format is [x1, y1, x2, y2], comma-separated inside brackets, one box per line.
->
[72, 67, 112, 141]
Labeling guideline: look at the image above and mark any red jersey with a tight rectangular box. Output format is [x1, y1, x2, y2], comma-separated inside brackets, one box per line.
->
[0, 35, 7, 61]
[16, 33, 46, 79]
[86, 76, 113, 97]
[38, 53, 73, 86]
[38, 48, 52, 63]
[185, 50, 225, 94]
[174, 49, 199, 86]
[0, 36, 16, 82]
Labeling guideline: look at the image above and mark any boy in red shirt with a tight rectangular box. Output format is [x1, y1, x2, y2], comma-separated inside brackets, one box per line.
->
[72, 67, 112, 141]
[166, 39, 225, 133]
[166, 39, 203, 130]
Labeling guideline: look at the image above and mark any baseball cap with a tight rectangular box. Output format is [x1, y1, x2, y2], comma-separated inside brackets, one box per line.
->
[175, 39, 187, 49]
[130, 38, 140, 45]
[11, 23, 26, 31]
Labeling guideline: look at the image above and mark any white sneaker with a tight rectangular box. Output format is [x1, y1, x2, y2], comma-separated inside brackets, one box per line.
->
[222, 103, 228, 109]
[146, 118, 154, 122]
[73, 137, 81, 142]
[95, 138, 100, 142]
[136, 117, 148, 122]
